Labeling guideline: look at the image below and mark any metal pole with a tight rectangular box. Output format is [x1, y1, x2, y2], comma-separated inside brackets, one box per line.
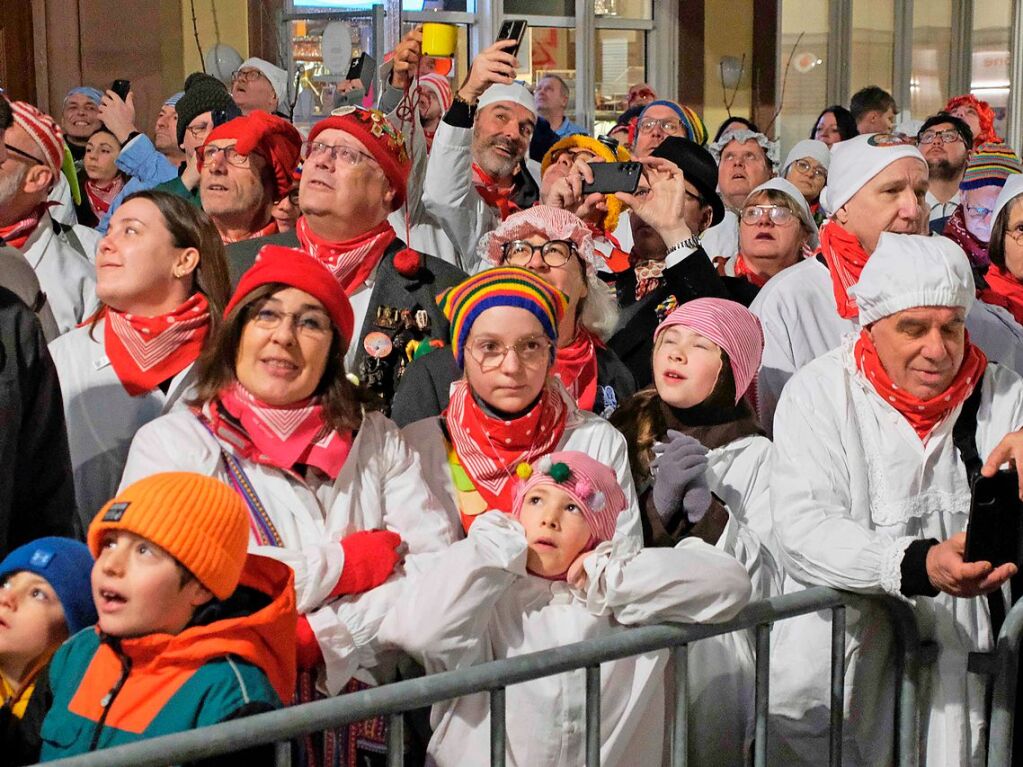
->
[1008, 0, 1023, 152]
[585, 665, 602, 766]
[892, 0, 914, 111]
[274, 741, 291, 767]
[490, 687, 506, 767]
[830, 606, 847, 767]
[671, 644, 689, 767]
[988, 600, 1023, 766]
[387, 713, 404, 767]
[754, 624, 770, 767]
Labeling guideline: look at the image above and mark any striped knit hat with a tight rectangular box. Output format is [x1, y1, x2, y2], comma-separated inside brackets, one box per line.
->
[960, 142, 1022, 191]
[9, 101, 64, 175]
[639, 100, 708, 146]
[540, 136, 631, 232]
[437, 266, 568, 368]
[418, 73, 453, 114]
[89, 473, 250, 600]
[654, 297, 764, 404]
[512, 450, 627, 544]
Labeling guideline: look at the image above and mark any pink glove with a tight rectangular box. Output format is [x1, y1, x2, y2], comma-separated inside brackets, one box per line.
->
[330, 530, 404, 598]
[295, 615, 323, 670]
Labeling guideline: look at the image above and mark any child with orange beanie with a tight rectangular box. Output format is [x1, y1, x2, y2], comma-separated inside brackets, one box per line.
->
[38, 472, 297, 762]
[379, 450, 751, 767]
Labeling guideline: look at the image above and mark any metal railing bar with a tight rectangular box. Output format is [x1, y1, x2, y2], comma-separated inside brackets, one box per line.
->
[882, 597, 923, 767]
[36, 588, 918, 767]
[753, 624, 770, 767]
[274, 741, 290, 767]
[387, 712, 404, 767]
[585, 665, 601, 766]
[671, 644, 689, 767]
[987, 599, 1023, 766]
[491, 687, 506, 767]
[830, 606, 846, 767]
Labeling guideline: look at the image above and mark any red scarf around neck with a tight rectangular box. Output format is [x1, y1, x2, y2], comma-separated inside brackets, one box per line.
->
[942, 205, 991, 270]
[854, 329, 987, 441]
[444, 379, 568, 514]
[472, 163, 520, 220]
[209, 382, 353, 479]
[733, 254, 769, 288]
[220, 218, 279, 245]
[84, 177, 126, 216]
[296, 216, 396, 295]
[552, 328, 600, 411]
[819, 221, 871, 319]
[104, 293, 210, 396]
[979, 265, 1023, 325]
[0, 204, 51, 250]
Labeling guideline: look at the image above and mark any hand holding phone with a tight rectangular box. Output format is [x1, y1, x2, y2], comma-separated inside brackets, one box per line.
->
[111, 79, 131, 101]
[581, 161, 643, 195]
[458, 24, 526, 103]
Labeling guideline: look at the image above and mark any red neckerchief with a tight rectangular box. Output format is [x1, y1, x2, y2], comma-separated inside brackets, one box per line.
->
[552, 328, 600, 412]
[209, 382, 353, 479]
[295, 216, 396, 296]
[733, 253, 769, 288]
[104, 293, 210, 396]
[84, 177, 125, 216]
[854, 329, 987, 441]
[942, 205, 991, 270]
[979, 265, 1023, 325]
[220, 219, 279, 245]
[424, 128, 436, 152]
[472, 163, 520, 220]
[0, 204, 51, 250]
[444, 379, 568, 516]
[819, 221, 870, 319]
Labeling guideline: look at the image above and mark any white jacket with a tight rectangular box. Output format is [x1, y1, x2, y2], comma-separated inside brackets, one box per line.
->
[751, 255, 1023, 433]
[120, 408, 457, 693]
[769, 336, 1023, 767]
[699, 209, 739, 262]
[20, 212, 100, 335]
[49, 319, 194, 526]
[378, 511, 753, 767]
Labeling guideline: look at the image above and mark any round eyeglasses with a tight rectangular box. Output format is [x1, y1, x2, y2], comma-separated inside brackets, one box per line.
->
[502, 240, 577, 268]
[466, 336, 553, 371]
[740, 205, 797, 226]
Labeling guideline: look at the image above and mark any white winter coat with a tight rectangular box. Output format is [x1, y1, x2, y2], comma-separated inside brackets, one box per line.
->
[49, 319, 194, 525]
[751, 255, 1023, 432]
[377, 510, 753, 767]
[120, 408, 457, 694]
[769, 336, 1023, 767]
[20, 212, 100, 335]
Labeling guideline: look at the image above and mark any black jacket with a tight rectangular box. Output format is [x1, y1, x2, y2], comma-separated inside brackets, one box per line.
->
[608, 247, 759, 389]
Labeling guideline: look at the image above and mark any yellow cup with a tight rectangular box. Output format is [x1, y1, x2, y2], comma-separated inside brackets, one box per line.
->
[422, 23, 457, 58]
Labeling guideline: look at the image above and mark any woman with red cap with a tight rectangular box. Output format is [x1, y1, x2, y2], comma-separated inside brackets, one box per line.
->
[945, 94, 1002, 148]
[50, 190, 230, 528]
[119, 244, 455, 763]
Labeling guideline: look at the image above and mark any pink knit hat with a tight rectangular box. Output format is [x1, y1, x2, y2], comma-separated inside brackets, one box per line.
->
[512, 451, 626, 543]
[9, 101, 64, 175]
[654, 297, 764, 404]
[418, 73, 453, 113]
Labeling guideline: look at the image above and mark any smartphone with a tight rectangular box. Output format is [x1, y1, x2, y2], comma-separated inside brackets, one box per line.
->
[346, 52, 376, 84]
[496, 19, 527, 60]
[581, 161, 643, 195]
[111, 79, 131, 100]
[964, 470, 1023, 567]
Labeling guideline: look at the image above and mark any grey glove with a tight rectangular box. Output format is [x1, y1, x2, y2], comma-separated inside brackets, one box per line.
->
[651, 430, 712, 525]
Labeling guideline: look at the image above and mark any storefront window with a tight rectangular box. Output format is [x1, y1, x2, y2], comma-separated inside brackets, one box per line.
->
[522, 26, 577, 119]
[504, 0, 573, 15]
[594, 29, 645, 121]
[971, 0, 1011, 138]
[850, 0, 895, 95]
[595, 0, 651, 19]
[910, 0, 952, 120]
[778, 0, 829, 155]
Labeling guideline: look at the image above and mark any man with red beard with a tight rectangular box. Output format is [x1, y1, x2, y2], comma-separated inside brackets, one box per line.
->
[227, 107, 464, 408]
[751, 133, 1023, 432]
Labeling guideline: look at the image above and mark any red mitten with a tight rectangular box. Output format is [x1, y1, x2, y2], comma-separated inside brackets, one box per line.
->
[295, 615, 323, 670]
[330, 530, 404, 598]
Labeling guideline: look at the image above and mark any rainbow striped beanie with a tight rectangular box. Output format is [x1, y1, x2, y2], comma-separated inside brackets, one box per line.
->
[961, 142, 1022, 191]
[437, 266, 568, 368]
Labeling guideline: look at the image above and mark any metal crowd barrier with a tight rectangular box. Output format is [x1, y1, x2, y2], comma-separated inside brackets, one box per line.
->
[37, 586, 923, 767]
[985, 598, 1023, 766]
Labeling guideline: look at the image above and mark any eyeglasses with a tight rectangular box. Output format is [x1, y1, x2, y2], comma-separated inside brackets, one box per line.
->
[918, 129, 964, 146]
[1006, 223, 1023, 244]
[791, 158, 827, 180]
[250, 307, 331, 338]
[3, 143, 44, 166]
[301, 141, 378, 168]
[965, 204, 994, 219]
[501, 240, 577, 268]
[466, 336, 553, 371]
[186, 121, 211, 139]
[199, 144, 251, 167]
[231, 68, 267, 84]
[740, 205, 797, 226]
[637, 118, 683, 135]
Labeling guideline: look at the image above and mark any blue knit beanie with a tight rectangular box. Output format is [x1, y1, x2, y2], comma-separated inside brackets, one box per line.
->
[0, 538, 97, 635]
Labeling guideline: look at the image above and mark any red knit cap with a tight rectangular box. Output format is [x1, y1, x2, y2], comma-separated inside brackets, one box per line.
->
[308, 106, 411, 210]
[226, 245, 356, 347]
[198, 111, 303, 200]
[9, 101, 64, 175]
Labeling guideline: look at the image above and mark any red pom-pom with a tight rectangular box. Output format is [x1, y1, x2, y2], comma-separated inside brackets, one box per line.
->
[393, 247, 422, 277]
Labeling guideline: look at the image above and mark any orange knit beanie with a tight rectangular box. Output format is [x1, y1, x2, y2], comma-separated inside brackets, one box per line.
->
[88, 473, 250, 600]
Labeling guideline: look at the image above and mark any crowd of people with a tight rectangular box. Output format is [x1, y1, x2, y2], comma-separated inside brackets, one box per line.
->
[2, 23, 1023, 766]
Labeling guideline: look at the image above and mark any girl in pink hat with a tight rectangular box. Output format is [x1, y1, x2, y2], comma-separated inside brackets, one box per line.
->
[379, 450, 751, 767]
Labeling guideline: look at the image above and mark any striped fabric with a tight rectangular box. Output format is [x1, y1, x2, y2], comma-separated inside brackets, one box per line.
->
[654, 297, 764, 405]
[960, 142, 1022, 191]
[9, 101, 64, 174]
[437, 266, 568, 368]
[418, 73, 453, 113]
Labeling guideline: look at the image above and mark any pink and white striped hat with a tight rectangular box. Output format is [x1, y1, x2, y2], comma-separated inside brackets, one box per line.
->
[9, 101, 64, 175]
[418, 73, 453, 113]
[477, 205, 598, 272]
[654, 297, 764, 404]
[512, 450, 626, 543]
